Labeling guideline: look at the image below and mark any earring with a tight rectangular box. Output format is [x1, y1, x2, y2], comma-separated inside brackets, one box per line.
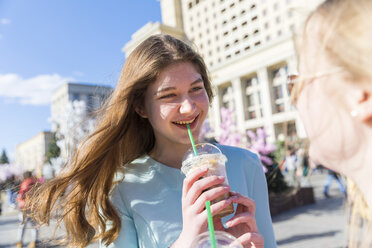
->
[350, 109, 359, 117]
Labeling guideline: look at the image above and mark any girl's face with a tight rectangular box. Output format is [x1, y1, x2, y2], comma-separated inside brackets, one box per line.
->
[141, 61, 209, 150]
[295, 17, 361, 173]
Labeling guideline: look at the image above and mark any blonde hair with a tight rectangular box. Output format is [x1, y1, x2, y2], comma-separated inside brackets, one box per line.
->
[309, 0, 372, 82]
[346, 179, 372, 248]
[303, 0, 372, 246]
[27, 34, 214, 247]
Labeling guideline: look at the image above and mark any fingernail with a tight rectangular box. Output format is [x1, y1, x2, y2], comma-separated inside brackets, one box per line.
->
[217, 176, 225, 180]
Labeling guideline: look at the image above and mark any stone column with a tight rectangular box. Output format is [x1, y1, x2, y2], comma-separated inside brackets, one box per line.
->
[257, 67, 275, 142]
[231, 77, 245, 131]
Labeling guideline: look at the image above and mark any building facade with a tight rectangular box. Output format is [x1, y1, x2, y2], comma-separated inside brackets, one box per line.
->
[51, 82, 113, 159]
[123, 0, 324, 143]
[15, 131, 52, 176]
[51, 82, 113, 131]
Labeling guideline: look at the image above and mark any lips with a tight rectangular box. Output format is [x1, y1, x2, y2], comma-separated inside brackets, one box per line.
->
[172, 115, 199, 129]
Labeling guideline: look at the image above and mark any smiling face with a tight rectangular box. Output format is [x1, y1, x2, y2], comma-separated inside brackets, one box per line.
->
[140, 61, 210, 153]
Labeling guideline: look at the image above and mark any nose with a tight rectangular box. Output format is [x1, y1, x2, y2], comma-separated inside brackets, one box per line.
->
[179, 96, 196, 114]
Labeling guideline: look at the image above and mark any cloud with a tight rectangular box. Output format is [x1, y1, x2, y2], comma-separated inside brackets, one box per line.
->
[0, 73, 74, 105]
[0, 18, 11, 25]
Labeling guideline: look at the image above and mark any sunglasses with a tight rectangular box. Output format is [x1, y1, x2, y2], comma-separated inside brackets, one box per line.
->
[287, 68, 344, 105]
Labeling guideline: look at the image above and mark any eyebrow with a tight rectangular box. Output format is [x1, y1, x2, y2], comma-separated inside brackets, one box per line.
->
[154, 78, 204, 96]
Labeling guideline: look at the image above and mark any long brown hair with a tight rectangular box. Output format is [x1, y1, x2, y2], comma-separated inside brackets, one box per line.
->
[27, 34, 214, 247]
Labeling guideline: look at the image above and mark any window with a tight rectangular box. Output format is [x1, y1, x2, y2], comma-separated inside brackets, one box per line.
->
[242, 21, 247, 26]
[72, 93, 80, 101]
[254, 41, 261, 46]
[251, 16, 258, 21]
[232, 26, 237, 31]
[87, 94, 94, 111]
[244, 77, 261, 120]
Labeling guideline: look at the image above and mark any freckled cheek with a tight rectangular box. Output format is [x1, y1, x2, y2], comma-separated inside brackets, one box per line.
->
[159, 104, 178, 120]
[194, 93, 210, 111]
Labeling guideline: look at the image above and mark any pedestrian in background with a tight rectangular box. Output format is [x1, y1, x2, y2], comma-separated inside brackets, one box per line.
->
[323, 168, 346, 198]
[5, 175, 19, 209]
[16, 171, 39, 248]
[290, 0, 372, 246]
[284, 147, 298, 187]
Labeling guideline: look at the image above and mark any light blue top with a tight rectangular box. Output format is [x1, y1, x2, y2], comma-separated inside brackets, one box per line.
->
[101, 145, 277, 248]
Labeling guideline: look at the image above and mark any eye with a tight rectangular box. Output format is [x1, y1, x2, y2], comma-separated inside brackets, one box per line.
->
[159, 93, 176, 99]
[190, 86, 203, 93]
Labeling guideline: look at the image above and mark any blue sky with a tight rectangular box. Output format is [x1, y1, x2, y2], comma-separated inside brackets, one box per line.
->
[0, 0, 161, 161]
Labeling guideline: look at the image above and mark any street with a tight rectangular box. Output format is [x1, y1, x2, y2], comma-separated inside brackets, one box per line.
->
[0, 172, 347, 247]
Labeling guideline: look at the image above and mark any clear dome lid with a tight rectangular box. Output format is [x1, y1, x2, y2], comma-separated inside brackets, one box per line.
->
[182, 143, 221, 163]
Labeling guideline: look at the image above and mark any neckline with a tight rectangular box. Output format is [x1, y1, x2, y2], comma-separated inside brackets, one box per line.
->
[145, 154, 183, 174]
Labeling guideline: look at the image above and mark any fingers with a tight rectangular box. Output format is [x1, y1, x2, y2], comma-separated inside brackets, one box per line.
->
[232, 232, 264, 248]
[229, 191, 256, 216]
[199, 193, 233, 216]
[226, 213, 258, 232]
[182, 166, 209, 197]
[191, 182, 230, 207]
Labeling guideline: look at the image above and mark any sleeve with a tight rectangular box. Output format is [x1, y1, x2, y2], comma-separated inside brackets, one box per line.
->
[100, 185, 139, 248]
[250, 154, 277, 248]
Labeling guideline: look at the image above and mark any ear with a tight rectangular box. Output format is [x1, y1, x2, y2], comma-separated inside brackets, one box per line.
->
[348, 88, 372, 123]
[135, 106, 148, 118]
[355, 91, 372, 123]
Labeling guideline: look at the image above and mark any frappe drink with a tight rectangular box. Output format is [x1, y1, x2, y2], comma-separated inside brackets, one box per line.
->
[190, 231, 243, 248]
[181, 143, 234, 218]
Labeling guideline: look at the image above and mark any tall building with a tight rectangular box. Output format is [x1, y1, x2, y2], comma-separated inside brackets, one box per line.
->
[15, 131, 52, 176]
[51, 82, 113, 131]
[51, 82, 113, 159]
[15, 83, 113, 175]
[123, 0, 324, 143]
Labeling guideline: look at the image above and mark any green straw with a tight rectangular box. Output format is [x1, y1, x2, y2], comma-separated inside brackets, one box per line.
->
[186, 124, 216, 248]
[187, 124, 198, 156]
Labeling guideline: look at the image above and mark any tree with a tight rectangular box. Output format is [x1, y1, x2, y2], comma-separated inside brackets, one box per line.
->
[202, 107, 289, 194]
[51, 100, 95, 161]
[46, 133, 60, 164]
[247, 128, 288, 194]
[0, 149, 9, 164]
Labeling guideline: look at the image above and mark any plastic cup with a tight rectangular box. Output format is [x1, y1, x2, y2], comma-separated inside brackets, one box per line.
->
[190, 231, 243, 248]
[181, 143, 234, 219]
